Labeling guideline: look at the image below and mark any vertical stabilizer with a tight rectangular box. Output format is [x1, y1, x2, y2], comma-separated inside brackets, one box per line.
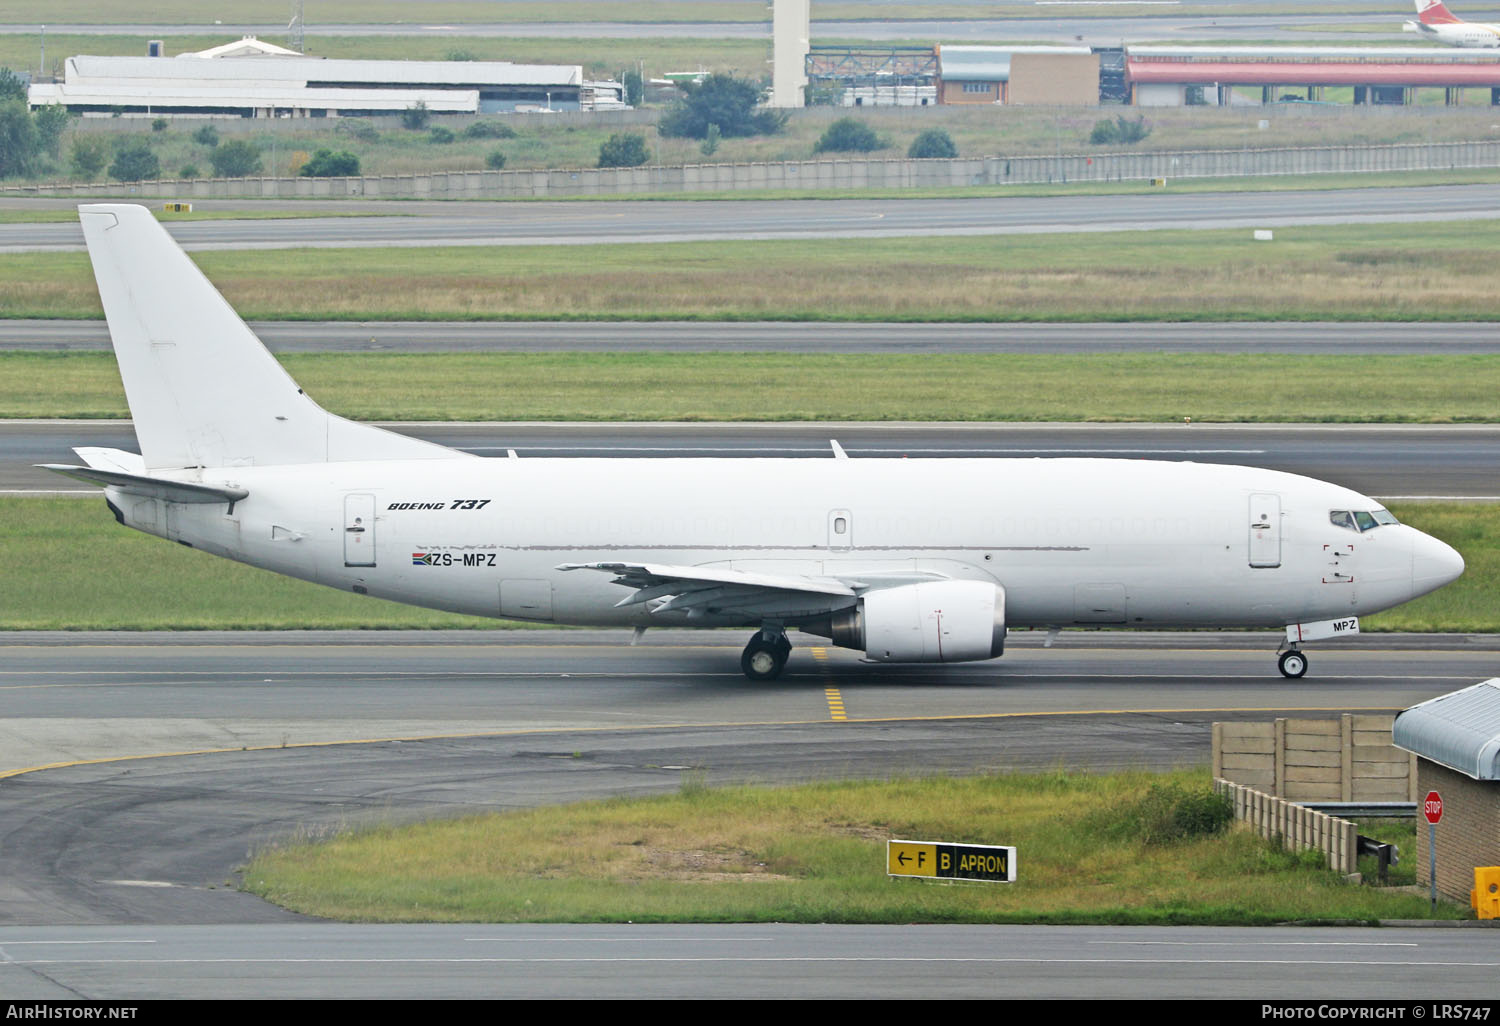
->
[1417, 0, 1464, 24]
[79, 204, 464, 470]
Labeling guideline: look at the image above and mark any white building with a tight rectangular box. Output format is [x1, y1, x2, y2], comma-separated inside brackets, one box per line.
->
[29, 38, 597, 117]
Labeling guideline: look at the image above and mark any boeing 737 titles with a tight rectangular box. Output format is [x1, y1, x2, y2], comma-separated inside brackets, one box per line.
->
[1405, 0, 1500, 46]
[42, 205, 1465, 680]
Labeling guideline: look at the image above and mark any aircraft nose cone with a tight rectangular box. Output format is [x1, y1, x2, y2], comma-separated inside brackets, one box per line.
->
[1411, 529, 1464, 597]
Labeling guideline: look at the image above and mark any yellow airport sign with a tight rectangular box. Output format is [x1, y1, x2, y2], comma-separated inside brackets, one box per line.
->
[887, 839, 1016, 883]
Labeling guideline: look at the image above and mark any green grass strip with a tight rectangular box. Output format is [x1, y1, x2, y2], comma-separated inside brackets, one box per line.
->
[7, 222, 1500, 322]
[0, 498, 1489, 631]
[6, 351, 1500, 423]
[242, 769, 1464, 924]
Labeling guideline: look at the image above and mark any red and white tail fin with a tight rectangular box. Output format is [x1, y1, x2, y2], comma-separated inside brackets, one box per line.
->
[1416, 0, 1465, 25]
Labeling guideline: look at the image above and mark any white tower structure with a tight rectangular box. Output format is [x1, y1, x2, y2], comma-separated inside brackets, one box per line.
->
[772, 0, 809, 108]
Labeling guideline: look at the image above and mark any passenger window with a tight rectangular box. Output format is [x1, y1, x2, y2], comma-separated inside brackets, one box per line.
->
[1329, 510, 1355, 531]
[1354, 511, 1378, 532]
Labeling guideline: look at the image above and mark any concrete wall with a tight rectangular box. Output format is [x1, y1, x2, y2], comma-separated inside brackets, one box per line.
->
[1213, 714, 1417, 802]
[9, 140, 1500, 199]
[1215, 778, 1360, 875]
[1414, 761, 1500, 905]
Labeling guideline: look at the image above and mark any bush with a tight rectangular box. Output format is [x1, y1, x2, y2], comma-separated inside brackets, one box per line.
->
[401, 101, 430, 131]
[70, 136, 108, 179]
[907, 128, 957, 159]
[814, 117, 884, 154]
[209, 138, 262, 177]
[0, 68, 26, 103]
[445, 48, 479, 62]
[1090, 115, 1151, 146]
[192, 124, 219, 147]
[178, 164, 199, 179]
[299, 148, 360, 177]
[462, 121, 515, 139]
[108, 141, 160, 182]
[1096, 784, 1234, 846]
[337, 119, 380, 142]
[151, 117, 168, 132]
[598, 132, 649, 168]
[485, 149, 506, 170]
[428, 125, 455, 144]
[657, 73, 786, 140]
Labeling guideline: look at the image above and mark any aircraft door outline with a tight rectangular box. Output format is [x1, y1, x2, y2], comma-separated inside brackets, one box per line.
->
[1248, 493, 1281, 568]
[344, 493, 377, 567]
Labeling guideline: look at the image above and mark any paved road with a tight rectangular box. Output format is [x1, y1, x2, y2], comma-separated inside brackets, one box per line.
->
[7, 319, 1500, 354]
[1, 630, 1496, 997]
[7, 187, 1500, 252]
[10, 421, 1499, 498]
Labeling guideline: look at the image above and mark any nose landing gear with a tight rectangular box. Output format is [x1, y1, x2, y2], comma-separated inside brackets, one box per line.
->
[741, 627, 792, 680]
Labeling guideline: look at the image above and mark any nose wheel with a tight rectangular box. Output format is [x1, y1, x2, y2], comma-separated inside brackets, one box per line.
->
[1278, 649, 1308, 679]
[741, 629, 792, 680]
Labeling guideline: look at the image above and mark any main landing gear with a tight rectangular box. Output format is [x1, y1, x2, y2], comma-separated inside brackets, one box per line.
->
[741, 627, 792, 681]
[1277, 647, 1309, 679]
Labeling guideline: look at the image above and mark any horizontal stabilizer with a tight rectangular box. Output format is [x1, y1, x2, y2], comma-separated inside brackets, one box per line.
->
[38, 463, 248, 506]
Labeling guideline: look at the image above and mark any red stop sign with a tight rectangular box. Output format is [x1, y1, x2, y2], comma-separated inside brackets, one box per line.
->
[1424, 791, 1443, 825]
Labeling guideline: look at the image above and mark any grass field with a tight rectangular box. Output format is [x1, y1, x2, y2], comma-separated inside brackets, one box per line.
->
[241, 770, 1463, 924]
[1, 497, 1488, 631]
[6, 222, 1500, 324]
[5, 351, 1499, 423]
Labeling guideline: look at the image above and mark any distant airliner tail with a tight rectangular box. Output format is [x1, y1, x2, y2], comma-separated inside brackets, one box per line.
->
[1416, 0, 1465, 24]
[78, 204, 465, 471]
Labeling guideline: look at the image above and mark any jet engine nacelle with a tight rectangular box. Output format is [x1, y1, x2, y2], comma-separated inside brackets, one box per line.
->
[828, 580, 1006, 663]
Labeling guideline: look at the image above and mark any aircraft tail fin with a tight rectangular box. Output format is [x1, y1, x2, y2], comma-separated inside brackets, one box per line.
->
[78, 204, 465, 471]
[1416, 0, 1464, 24]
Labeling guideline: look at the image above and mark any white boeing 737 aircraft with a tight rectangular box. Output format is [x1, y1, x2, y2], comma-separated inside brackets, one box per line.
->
[44, 205, 1464, 680]
[1405, 0, 1500, 46]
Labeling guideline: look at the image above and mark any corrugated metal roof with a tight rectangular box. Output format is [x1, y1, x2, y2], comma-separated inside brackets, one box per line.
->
[1393, 679, 1500, 780]
[66, 55, 581, 87]
[1128, 60, 1500, 86]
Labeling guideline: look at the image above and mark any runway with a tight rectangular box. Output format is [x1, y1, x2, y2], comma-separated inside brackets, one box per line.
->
[8, 319, 1500, 355]
[8, 420, 1499, 498]
[7, 186, 1500, 252]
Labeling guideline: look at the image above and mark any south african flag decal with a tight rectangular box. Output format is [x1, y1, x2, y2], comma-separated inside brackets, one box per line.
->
[412, 552, 437, 566]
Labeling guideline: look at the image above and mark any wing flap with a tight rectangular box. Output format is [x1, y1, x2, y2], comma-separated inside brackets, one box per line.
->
[558, 561, 857, 620]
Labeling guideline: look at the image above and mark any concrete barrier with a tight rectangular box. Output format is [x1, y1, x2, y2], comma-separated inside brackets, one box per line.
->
[1215, 778, 1360, 876]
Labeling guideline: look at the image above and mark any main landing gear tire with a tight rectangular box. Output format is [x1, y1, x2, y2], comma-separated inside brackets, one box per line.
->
[741, 631, 792, 681]
[1278, 650, 1309, 679]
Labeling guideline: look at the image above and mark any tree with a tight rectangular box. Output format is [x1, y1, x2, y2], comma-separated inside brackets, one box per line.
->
[210, 139, 262, 177]
[814, 117, 884, 154]
[598, 132, 649, 168]
[485, 150, 506, 169]
[622, 67, 643, 108]
[70, 136, 108, 179]
[657, 73, 786, 140]
[299, 148, 360, 177]
[192, 124, 220, 147]
[0, 68, 26, 103]
[429, 125, 455, 144]
[907, 128, 957, 159]
[109, 141, 160, 182]
[401, 101, 430, 130]
[0, 99, 37, 178]
[32, 104, 71, 159]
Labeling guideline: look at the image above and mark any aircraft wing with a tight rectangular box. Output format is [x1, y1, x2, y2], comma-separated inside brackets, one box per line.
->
[557, 561, 859, 619]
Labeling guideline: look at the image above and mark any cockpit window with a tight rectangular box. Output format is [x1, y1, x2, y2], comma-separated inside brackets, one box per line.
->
[1331, 509, 1396, 532]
